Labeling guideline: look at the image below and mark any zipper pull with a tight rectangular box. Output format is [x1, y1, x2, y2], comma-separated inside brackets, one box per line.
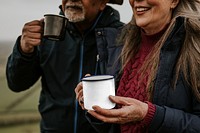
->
[95, 54, 100, 75]
[96, 54, 99, 62]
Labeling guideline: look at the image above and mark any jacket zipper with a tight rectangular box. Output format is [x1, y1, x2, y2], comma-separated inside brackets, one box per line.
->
[74, 11, 103, 133]
[95, 54, 99, 75]
[74, 40, 84, 133]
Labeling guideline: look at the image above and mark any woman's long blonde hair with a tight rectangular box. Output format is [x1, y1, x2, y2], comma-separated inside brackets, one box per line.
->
[119, 0, 200, 101]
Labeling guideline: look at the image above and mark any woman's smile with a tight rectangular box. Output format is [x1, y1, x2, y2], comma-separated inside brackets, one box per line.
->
[135, 6, 151, 15]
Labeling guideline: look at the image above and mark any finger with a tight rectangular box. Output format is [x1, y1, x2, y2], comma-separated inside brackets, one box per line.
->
[91, 105, 141, 124]
[23, 25, 43, 34]
[22, 36, 41, 46]
[78, 97, 85, 110]
[28, 25, 43, 33]
[78, 90, 83, 100]
[75, 82, 83, 98]
[23, 32, 42, 40]
[23, 20, 43, 35]
[22, 26, 43, 45]
[75, 82, 83, 93]
[109, 95, 133, 106]
[25, 20, 43, 26]
[77, 90, 84, 110]
[88, 110, 121, 124]
[77, 90, 83, 102]
[79, 97, 84, 105]
[40, 18, 44, 23]
[80, 97, 84, 104]
[28, 38, 41, 46]
[80, 104, 85, 110]
[84, 74, 91, 77]
[92, 106, 123, 117]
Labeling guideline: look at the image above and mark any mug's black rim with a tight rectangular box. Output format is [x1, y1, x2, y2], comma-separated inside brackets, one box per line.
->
[44, 14, 66, 18]
[82, 75, 114, 82]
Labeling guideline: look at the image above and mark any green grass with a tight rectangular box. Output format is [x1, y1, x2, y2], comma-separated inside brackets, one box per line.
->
[0, 42, 40, 132]
[0, 123, 40, 133]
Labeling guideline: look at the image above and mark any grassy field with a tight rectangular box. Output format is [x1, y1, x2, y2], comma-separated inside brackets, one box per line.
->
[0, 41, 40, 133]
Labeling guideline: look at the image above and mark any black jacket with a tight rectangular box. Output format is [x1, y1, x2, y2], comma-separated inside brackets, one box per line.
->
[6, 6, 124, 133]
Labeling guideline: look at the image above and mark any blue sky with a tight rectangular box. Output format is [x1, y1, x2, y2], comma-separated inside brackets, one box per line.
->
[0, 0, 132, 42]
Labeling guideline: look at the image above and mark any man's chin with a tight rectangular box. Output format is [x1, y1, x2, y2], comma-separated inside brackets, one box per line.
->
[65, 12, 85, 23]
[67, 17, 85, 23]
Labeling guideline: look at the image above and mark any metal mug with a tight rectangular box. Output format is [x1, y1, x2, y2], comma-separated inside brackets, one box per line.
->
[82, 75, 116, 110]
[44, 14, 67, 41]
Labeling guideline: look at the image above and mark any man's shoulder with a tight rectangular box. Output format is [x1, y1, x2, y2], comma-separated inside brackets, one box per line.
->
[97, 5, 124, 28]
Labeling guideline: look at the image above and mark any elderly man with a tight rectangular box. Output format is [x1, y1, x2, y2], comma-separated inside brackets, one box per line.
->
[6, 0, 124, 133]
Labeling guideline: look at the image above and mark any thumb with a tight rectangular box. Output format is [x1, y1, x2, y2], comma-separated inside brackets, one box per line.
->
[85, 74, 91, 77]
[109, 95, 131, 106]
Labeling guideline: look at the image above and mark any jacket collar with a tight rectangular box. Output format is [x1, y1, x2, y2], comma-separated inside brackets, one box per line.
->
[58, 5, 122, 34]
[162, 17, 185, 51]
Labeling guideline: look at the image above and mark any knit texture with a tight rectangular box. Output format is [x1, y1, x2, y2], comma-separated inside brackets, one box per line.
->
[117, 29, 165, 133]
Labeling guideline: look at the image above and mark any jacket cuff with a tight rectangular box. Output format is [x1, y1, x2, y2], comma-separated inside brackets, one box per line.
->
[149, 105, 165, 132]
[85, 111, 112, 133]
[140, 101, 156, 127]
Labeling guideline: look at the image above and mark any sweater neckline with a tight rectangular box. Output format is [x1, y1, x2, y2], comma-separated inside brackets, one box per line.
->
[140, 24, 169, 52]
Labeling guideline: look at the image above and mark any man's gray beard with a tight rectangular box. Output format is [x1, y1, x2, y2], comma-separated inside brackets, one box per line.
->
[65, 11, 85, 23]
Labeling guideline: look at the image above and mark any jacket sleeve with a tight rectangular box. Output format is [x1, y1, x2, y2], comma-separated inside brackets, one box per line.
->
[85, 112, 120, 133]
[149, 100, 200, 133]
[6, 36, 41, 92]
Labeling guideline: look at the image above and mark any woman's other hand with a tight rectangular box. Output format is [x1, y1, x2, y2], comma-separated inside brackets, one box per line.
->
[75, 82, 85, 110]
[75, 74, 91, 110]
[88, 95, 148, 124]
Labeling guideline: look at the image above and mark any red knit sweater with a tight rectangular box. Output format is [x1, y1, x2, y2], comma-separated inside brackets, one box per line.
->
[117, 30, 165, 133]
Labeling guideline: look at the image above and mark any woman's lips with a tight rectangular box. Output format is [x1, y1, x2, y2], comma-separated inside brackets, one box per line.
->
[135, 7, 150, 15]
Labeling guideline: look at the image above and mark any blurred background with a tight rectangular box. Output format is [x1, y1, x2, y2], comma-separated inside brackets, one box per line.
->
[0, 0, 131, 132]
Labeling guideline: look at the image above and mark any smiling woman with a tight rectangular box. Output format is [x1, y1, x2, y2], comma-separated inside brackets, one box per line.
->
[75, 0, 200, 132]
[130, 0, 177, 35]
